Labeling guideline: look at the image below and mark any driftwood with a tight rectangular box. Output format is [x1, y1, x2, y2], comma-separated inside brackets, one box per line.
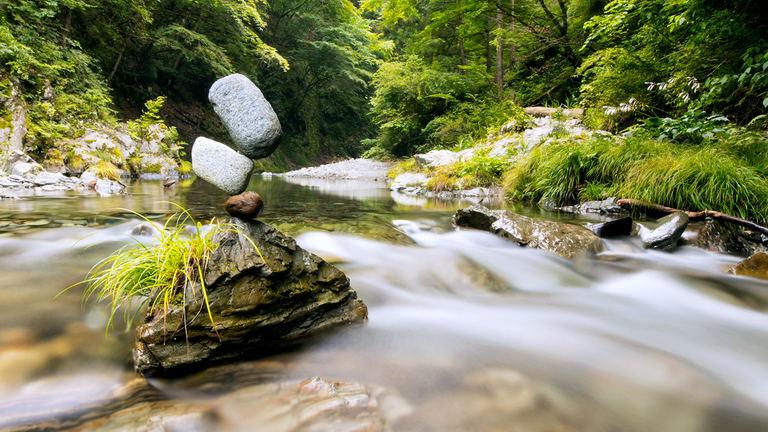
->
[616, 199, 768, 237]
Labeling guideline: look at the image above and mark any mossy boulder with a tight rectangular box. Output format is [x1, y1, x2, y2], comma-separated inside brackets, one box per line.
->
[133, 219, 368, 376]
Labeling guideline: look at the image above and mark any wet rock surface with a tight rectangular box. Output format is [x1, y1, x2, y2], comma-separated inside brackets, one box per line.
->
[191, 137, 254, 195]
[729, 252, 768, 279]
[133, 219, 368, 376]
[209, 74, 282, 159]
[453, 204, 604, 258]
[586, 217, 633, 238]
[225, 192, 264, 220]
[640, 212, 689, 251]
[694, 218, 768, 255]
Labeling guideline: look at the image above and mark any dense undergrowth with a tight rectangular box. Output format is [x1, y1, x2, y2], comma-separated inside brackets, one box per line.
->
[504, 128, 768, 225]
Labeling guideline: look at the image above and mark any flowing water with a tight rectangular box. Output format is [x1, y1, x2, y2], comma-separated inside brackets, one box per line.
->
[1, 176, 768, 431]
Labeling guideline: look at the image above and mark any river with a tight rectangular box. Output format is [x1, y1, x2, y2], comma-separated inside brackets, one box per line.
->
[1, 175, 767, 431]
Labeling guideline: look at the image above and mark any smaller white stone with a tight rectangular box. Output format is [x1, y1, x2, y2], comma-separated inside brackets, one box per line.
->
[389, 172, 429, 190]
[191, 137, 254, 195]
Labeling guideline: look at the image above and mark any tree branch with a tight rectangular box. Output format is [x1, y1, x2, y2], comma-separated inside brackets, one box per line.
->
[616, 199, 768, 236]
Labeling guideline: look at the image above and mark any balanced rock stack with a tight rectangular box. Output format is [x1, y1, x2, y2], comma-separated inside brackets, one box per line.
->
[133, 75, 368, 376]
[191, 73, 282, 197]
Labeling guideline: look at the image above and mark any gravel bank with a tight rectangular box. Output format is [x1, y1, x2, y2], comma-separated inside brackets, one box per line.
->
[282, 158, 393, 181]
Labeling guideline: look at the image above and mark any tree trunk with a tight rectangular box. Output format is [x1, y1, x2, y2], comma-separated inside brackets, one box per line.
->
[107, 43, 126, 83]
[459, 6, 467, 76]
[485, 29, 491, 74]
[507, 0, 516, 71]
[495, 4, 504, 92]
[61, 6, 72, 43]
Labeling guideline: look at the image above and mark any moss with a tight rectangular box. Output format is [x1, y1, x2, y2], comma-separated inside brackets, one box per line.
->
[142, 162, 163, 173]
[66, 152, 87, 173]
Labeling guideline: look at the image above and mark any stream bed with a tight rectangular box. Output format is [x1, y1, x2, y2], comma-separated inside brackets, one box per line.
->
[1, 175, 768, 431]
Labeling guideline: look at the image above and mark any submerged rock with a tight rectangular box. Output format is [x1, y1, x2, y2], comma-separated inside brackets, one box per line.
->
[728, 252, 768, 279]
[133, 219, 367, 376]
[453, 204, 603, 258]
[191, 137, 254, 195]
[640, 212, 689, 251]
[209, 74, 282, 159]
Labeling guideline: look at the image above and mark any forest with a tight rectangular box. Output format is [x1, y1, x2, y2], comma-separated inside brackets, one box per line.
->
[2, 0, 768, 201]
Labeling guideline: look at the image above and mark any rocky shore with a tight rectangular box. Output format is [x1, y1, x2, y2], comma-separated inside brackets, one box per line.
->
[283, 158, 392, 181]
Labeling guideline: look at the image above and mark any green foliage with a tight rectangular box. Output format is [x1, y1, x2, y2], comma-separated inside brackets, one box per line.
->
[426, 149, 509, 192]
[505, 133, 768, 224]
[580, 0, 768, 124]
[67, 206, 265, 336]
[640, 109, 732, 144]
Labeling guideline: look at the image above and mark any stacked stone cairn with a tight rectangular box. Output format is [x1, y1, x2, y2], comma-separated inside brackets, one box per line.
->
[191, 73, 282, 213]
[133, 74, 367, 376]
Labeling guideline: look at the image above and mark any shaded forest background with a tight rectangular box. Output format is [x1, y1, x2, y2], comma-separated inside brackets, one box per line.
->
[2, 0, 768, 170]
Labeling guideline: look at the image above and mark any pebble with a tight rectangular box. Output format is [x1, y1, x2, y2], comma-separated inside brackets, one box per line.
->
[225, 192, 264, 220]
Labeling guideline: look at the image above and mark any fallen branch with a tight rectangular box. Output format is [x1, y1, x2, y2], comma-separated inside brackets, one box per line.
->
[616, 199, 768, 237]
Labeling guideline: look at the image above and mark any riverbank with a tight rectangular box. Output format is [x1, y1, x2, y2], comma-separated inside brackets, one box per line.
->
[386, 107, 768, 228]
[282, 158, 393, 181]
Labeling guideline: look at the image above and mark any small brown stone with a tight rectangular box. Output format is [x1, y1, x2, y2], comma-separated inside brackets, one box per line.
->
[225, 192, 264, 220]
[729, 252, 768, 279]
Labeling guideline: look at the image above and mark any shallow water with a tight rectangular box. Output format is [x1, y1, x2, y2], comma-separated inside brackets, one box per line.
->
[1, 175, 768, 431]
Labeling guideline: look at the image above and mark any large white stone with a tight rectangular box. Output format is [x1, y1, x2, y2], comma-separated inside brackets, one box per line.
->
[191, 137, 254, 195]
[209, 74, 282, 159]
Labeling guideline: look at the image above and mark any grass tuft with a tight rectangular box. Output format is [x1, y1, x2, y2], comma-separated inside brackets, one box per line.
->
[504, 133, 768, 224]
[64, 204, 265, 337]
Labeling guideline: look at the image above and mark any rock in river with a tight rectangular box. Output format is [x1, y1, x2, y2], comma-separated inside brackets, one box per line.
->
[453, 204, 603, 258]
[640, 212, 689, 251]
[586, 216, 633, 238]
[225, 192, 264, 220]
[728, 252, 768, 279]
[191, 137, 254, 195]
[209, 74, 282, 159]
[133, 219, 368, 376]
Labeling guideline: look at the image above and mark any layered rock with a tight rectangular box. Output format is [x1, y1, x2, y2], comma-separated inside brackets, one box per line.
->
[453, 204, 604, 258]
[209, 74, 282, 159]
[133, 219, 367, 376]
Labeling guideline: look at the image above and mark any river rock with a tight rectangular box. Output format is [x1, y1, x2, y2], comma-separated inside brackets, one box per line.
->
[133, 219, 368, 376]
[225, 192, 263, 220]
[453, 204, 604, 258]
[586, 217, 633, 238]
[640, 212, 689, 251]
[191, 137, 254, 195]
[728, 252, 768, 279]
[414, 150, 461, 169]
[208, 74, 282, 159]
[692, 218, 768, 255]
[389, 172, 429, 190]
